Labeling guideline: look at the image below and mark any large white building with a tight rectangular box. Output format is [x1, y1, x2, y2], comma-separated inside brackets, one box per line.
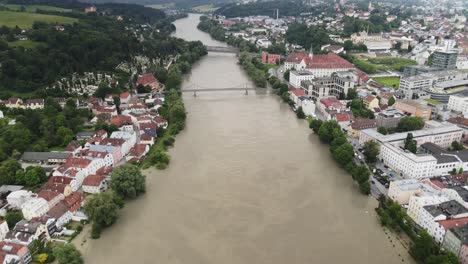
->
[6, 191, 36, 209]
[388, 179, 440, 204]
[407, 195, 449, 225]
[380, 143, 437, 179]
[289, 70, 314, 88]
[110, 131, 137, 157]
[359, 123, 463, 148]
[448, 95, 468, 116]
[21, 198, 49, 220]
[420, 200, 468, 244]
[364, 40, 392, 53]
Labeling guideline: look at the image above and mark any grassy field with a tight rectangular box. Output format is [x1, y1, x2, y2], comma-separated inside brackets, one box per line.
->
[192, 4, 219, 12]
[0, 11, 77, 28]
[1, 4, 71, 12]
[354, 57, 417, 74]
[146, 3, 175, 9]
[425, 98, 442, 105]
[7, 40, 43, 49]
[373, 76, 401, 89]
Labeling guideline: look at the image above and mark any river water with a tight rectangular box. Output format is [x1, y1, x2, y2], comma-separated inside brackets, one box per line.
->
[83, 13, 412, 264]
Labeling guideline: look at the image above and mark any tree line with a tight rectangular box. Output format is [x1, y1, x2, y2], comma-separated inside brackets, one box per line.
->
[309, 119, 371, 194]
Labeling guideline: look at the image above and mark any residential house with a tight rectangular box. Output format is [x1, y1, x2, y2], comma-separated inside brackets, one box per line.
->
[154, 116, 168, 129]
[0, 242, 32, 264]
[126, 144, 149, 163]
[408, 195, 449, 228]
[110, 131, 137, 156]
[261, 52, 281, 65]
[348, 118, 377, 138]
[139, 123, 158, 137]
[140, 134, 155, 146]
[37, 190, 64, 209]
[388, 179, 440, 205]
[136, 73, 160, 91]
[24, 99, 44, 110]
[333, 113, 351, 130]
[62, 192, 84, 214]
[4, 220, 50, 247]
[443, 225, 468, 264]
[5, 98, 23, 109]
[44, 176, 73, 197]
[82, 175, 107, 194]
[46, 202, 72, 228]
[363, 95, 379, 110]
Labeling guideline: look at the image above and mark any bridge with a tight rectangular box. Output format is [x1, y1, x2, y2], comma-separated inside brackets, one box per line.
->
[205, 45, 240, 54]
[163, 83, 258, 96]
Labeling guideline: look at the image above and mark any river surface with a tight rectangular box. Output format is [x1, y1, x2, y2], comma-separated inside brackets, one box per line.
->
[83, 13, 412, 264]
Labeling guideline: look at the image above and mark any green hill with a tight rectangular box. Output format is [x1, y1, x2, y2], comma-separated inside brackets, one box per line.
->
[0, 11, 78, 28]
[1, 4, 72, 12]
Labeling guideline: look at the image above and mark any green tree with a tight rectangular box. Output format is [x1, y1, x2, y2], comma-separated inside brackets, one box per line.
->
[24, 166, 47, 187]
[451, 141, 464, 151]
[426, 252, 460, 264]
[410, 230, 437, 263]
[343, 40, 353, 51]
[53, 244, 83, 264]
[296, 107, 305, 119]
[377, 127, 388, 135]
[363, 140, 380, 163]
[397, 116, 425, 132]
[0, 160, 22, 185]
[309, 119, 323, 134]
[283, 69, 290, 81]
[5, 211, 23, 229]
[83, 192, 123, 238]
[318, 121, 340, 143]
[352, 165, 370, 184]
[388, 96, 395, 106]
[333, 143, 355, 166]
[111, 164, 146, 199]
[359, 181, 371, 195]
[404, 133, 417, 154]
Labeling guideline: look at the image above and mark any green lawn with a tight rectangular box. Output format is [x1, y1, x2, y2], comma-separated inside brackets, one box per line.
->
[192, 4, 219, 12]
[8, 40, 42, 49]
[425, 98, 442, 105]
[0, 11, 77, 28]
[354, 57, 417, 74]
[373, 77, 400, 89]
[1, 4, 71, 12]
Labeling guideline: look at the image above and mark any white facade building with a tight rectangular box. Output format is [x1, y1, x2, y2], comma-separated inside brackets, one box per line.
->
[388, 179, 440, 205]
[6, 191, 36, 209]
[407, 195, 449, 226]
[21, 198, 49, 220]
[0, 221, 9, 241]
[289, 71, 314, 88]
[448, 95, 468, 116]
[380, 143, 437, 179]
[110, 131, 137, 156]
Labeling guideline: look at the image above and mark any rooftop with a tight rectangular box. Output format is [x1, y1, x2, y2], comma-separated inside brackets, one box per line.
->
[424, 200, 468, 218]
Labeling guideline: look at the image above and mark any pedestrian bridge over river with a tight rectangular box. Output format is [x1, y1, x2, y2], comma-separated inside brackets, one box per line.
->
[164, 83, 259, 95]
[205, 45, 239, 53]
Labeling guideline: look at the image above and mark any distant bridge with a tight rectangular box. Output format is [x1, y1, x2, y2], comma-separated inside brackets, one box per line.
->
[162, 83, 259, 96]
[205, 45, 240, 53]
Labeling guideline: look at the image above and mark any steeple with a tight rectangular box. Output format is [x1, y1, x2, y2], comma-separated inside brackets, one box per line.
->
[308, 44, 314, 59]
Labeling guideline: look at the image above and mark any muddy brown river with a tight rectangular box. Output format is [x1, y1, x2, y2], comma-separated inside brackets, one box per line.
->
[83, 13, 412, 264]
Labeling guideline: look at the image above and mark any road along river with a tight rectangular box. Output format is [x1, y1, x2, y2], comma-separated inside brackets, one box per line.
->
[82, 13, 413, 264]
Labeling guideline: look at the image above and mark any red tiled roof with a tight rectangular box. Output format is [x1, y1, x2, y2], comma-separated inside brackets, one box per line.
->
[83, 174, 106, 187]
[292, 89, 305, 97]
[351, 118, 377, 130]
[129, 144, 147, 158]
[309, 53, 354, 69]
[335, 113, 350, 122]
[110, 115, 133, 127]
[437, 217, 468, 230]
[120, 92, 130, 99]
[448, 116, 468, 127]
[64, 157, 92, 169]
[136, 73, 158, 86]
[364, 95, 377, 103]
[286, 52, 309, 63]
[140, 123, 157, 131]
[37, 190, 61, 202]
[320, 97, 343, 108]
[0, 242, 28, 255]
[154, 116, 167, 124]
[63, 192, 84, 212]
[47, 202, 69, 219]
[140, 134, 153, 141]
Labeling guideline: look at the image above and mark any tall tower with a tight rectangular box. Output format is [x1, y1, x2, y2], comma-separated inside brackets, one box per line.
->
[308, 45, 314, 59]
[368, 1, 373, 11]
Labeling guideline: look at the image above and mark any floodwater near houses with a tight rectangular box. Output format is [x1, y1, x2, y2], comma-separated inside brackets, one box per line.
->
[83, 13, 413, 264]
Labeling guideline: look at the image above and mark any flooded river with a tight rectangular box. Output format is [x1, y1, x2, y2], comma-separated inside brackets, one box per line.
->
[83, 13, 412, 264]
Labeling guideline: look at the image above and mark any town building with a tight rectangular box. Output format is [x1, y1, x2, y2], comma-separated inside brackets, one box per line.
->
[376, 108, 405, 128]
[421, 200, 468, 243]
[448, 95, 468, 116]
[21, 198, 49, 220]
[388, 179, 440, 205]
[4, 220, 50, 247]
[289, 71, 314, 88]
[284, 52, 355, 77]
[261, 52, 281, 65]
[0, 221, 9, 242]
[407, 195, 448, 225]
[443, 225, 468, 264]
[82, 174, 108, 194]
[0, 242, 32, 264]
[47, 202, 72, 228]
[7, 191, 36, 210]
[432, 50, 459, 69]
[394, 100, 432, 121]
